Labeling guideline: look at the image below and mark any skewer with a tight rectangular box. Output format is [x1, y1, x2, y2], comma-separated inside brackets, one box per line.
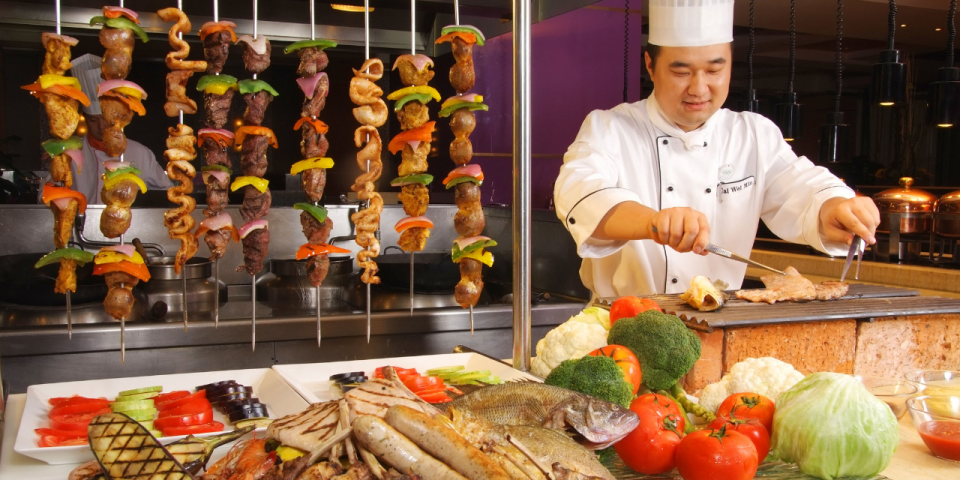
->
[308, 1, 320, 346]
[213, 0, 218, 22]
[181, 269, 188, 330]
[455, 0, 459, 25]
[214, 258, 219, 327]
[55, 0, 73, 338]
[408, 0, 416, 316]
[469, 305, 474, 336]
[409, 251, 414, 316]
[55, 0, 60, 34]
[310, 0, 315, 40]
[251, 274, 256, 351]
[120, 283, 126, 362]
[365, 159, 371, 343]
[316, 284, 322, 346]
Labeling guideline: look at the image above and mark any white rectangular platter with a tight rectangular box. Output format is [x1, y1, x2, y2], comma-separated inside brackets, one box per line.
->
[272, 352, 541, 404]
[13, 368, 309, 465]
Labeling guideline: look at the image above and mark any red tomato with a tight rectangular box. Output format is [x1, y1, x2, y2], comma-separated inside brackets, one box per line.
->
[588, 345, 643, 395]
[156, 390, 207, 411]
[613, 394, 686, 474]
[404, 376, 444, 393]
[38, 436, 89, 448]
[676, 426, 758, 480]
[610, 296, 662, 324]
[418, 391, 453, 403]
[48, 396, 109, 408]
[50, 408, 111, 432]
[157, 400, 212, 418]
[154, 410, 214, 430]
[49, 398, 111, 416]
[153, 391, 190, 404]
[374, 367, 419, 379]
[162, 421, 224, 437]
[716, 392, 776, 434]
[708, 415, 771, 461]
[34, 428, 87, 439]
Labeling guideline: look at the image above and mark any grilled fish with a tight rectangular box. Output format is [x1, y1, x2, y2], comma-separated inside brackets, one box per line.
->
[87, 412, 191, 480]
[343, 378, 433, 422]
[442, 382, 639, 450]
[679, 275, 728, 311]
[266, 401, 341, 453]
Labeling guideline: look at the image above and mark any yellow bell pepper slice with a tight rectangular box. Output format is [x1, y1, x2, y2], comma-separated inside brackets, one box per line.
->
[203, 83, 238, 95]
[387, 86, 441, 102]
[94, 250, 145, 265]
[441, 94, 484, 110]
[38, 74, 81, 91]
[113, 86, 143, 99]
[290, 157, 335, 175]
[459, 249, 494, 267]
[230, 175, 270, 193]
[103, 173, 147, 193]
[275, 445, 307, 462]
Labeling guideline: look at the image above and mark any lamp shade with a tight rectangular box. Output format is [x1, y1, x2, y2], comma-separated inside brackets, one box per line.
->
[927, 67, 960, 128]
[873, 50, 906, 106]
[819, 111, 851, 162]
[776, 92, 802, 141]
[740, 89, 759, 113]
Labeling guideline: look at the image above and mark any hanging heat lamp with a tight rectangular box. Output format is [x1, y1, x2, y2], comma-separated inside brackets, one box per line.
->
[927, 0, 960, 128]
[740, 0, 759, 112]
[776, 0, 801, 141]
[873, 1, 906, 106]
[819, 0, 850, 162]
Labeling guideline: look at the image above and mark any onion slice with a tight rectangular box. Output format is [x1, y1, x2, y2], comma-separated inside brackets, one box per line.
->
[202, 170, 230, 185]
[199, 213, 234, 231]
[392, 54, 434, 73]
[238, 220, 268, 239]
[198, 128, 235, 139]
[236, 35, 269, 55]
[407, 140, 421, 151]
[455, 235, 492, 250]
[200, 20, 237, 30]
[104, 6, 139, 22]
[446, 93, 481, 104]
[395, 216, 434, 232]
[296, 72, 327, 99]
[448, 164, 482, 178]
[41, 33, 79, 48]
[64, 149, 82, 173]
[52, 197, 74, 211]
[97, 79, 148, 99]
[104, 160, 136, 171]
[101, 244, 137, 258]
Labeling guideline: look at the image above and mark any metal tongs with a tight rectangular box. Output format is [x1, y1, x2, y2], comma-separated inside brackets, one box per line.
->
[839, 235, 865, 282]
[704, 244, 787, 276]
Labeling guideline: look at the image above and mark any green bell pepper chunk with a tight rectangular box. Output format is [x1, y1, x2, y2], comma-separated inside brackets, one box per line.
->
[196, 74, 238, 92]
[440, 25, 485, 46]
[238, 79, 280, 97]
[439, 102, 489, 118]
[394, 93, 434, 112]
[201, 165, 233, 174]
[104, 166, 143, 180]
[451, 239, 498, 262]
[35, 248, 95, 269]
[284, 39, 338, 54]
[444, 176, 482, 189]
[390, 174, 434, 187]
[294, 203, 328, 224]
[89, 16, 149, 43]
[41, 137, 83, 157]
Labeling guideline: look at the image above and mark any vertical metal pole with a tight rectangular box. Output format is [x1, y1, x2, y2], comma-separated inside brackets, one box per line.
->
[455, 0, 459, 25]
[409, 252, 414, 316]
[181, 271, 188, 330]
[251, 274, 256, 351]
[364, 0, 369, 61]
[310, 0, 315, 40]
[213, 0, 218, 22]
[214, 259, 219, 327]
[316, 284, 322, 346]
[55, 0, 60, 34]
[411, 0, 416, 54]
[512, 0, 532, 372]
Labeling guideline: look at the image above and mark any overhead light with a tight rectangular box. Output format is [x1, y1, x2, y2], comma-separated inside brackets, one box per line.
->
[784, 138, 795, 142]
[776, 0, 801, 140]
[331, 4, 374, 12]
[873, 1, 906, 107]
[900, 24, 906, 27]
[939, 123, 954, 128]
[741, 0, 761, 114]
[819, 0, 851, 163]
[927, 0, 960, 128]
[880, 102, 895, 106]
[937, 28, 943, 31]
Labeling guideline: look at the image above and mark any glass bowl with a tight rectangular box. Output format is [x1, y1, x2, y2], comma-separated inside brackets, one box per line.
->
[855, 375, 918, 419]
[905, 370, 960, 396]
[906, 395, 960, 462]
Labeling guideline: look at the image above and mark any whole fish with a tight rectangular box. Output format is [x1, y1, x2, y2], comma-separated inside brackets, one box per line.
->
[443, 382, 639, 450]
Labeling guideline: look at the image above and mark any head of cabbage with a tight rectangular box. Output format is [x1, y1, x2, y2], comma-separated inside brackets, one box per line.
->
[771, 372, 898, 480]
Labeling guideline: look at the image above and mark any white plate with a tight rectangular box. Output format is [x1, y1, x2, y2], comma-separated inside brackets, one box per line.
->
[14, 368, 309, 465]
[272, 352, 540, 404]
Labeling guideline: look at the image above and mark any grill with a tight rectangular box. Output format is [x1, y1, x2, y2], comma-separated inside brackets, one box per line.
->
[646, 284, 960, 330]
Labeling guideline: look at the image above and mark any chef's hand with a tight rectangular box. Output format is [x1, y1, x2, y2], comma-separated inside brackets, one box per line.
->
[648, 207, 711, 255]
[819, 196, 880, 246]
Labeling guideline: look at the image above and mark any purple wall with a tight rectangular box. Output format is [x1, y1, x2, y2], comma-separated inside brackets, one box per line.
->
[471, 0, 643, 208]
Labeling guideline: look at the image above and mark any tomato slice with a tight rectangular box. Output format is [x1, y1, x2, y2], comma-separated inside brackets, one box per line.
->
[154, 391, 190, 404]
[418, 391, 452, 403]
[162, 421, 225, 437]
[374, 367, 419, 379]
[49, 398, 111, 416]
[35, 428, 88, 439]
[157, 399, 212, 418]
[156, 390, 206, 411]
[50, 407, 111, 432]
[404, 376, 444, 393]
[39, 435, 89, 447]
[154, 410, 213, 430]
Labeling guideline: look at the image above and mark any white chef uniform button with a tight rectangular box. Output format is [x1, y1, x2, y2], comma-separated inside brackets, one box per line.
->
[667, 185, 675, 192]
[671, 277, 679, 284]
[662, 139, 669, 145]
[705, 187, 712, 194]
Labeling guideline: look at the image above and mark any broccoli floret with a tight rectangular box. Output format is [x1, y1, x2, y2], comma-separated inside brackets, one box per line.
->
[607, 310, 701, 392]
[544, 356, 634, 408]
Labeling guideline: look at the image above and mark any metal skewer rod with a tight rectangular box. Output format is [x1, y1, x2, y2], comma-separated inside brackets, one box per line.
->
[55, 0, 60, 34]
[181, 269, 188, 330]
[310, 0, 315, 40]
[409, 251, 414, 316]
[251, 274, 256, 351]
[213, 0, 218, 23]
[66, 290, 72, 339]
[252, 0, 258, 80]
[411, 0, 416, 55]
[316, 284, 322, 346]
[469, 304, 474, 336]
[364, 0, 369, 60]
[214, 258, 219, 327]
[119, 283, 126, 362]
[455, 0, 459, 25]
[365, 159, 371, 343]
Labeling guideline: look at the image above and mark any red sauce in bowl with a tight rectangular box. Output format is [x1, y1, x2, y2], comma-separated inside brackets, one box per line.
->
[918, 420, 960, 461]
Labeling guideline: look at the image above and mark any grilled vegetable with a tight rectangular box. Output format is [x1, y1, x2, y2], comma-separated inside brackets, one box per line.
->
[164, 426, 253, 474]
[87, 412, 191, 479]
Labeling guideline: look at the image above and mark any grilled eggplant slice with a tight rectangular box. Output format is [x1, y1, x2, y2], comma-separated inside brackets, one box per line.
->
[87, 412, 192, 480]
[165, 426, 254, 474]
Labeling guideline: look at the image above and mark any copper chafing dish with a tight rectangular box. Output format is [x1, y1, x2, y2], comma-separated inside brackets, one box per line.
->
[872, 177, 936, 234]
[934, 188, 960, 237]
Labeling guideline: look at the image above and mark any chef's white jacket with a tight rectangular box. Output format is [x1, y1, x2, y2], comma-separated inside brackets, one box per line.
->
[554, 93, 854, 299]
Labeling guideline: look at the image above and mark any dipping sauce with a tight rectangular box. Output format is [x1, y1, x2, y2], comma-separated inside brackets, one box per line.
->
[917, 420, 960, 461]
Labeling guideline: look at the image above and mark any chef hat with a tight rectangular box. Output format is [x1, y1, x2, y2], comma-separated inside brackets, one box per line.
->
[71, 54, 103, 115]
[648, 0, 735, 47]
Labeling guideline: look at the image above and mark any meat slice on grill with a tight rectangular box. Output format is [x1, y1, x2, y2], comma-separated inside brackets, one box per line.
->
[735, 266, 848, 304]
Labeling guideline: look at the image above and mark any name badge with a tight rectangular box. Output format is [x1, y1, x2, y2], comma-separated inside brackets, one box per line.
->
[717, 176, 755, 203]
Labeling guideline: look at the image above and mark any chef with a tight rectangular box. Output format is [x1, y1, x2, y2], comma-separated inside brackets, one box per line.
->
[67, 53, 171, 203]
[554, 0, 879, 299]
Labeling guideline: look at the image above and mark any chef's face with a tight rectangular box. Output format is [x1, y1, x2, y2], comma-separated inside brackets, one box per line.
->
[85, 114, 108, 141]
[645, 43, 731, 132]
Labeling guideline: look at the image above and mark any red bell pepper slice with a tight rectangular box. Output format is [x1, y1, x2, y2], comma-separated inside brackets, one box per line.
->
[157, 400, 212, 418]
[387, 122, 436, 154]
[154, 410, 214, 430]
[48, 396, 109, 408]
[156, 390, 207, 411]
[404, 376, 444, 393]
[38, 435, 89, 448]
[293, 116, 330, 134]
[374, 366, 419, 379]
[92, 260, 151, 282]
[296, 243, 352, 260]
[418, 391, 453, 403]
[153, 390, 191, 404]
[35, 428, 88, 439]
[50, 399, 111, 416]
[41, 183, 87, 214]
[162, 421, 225, 437]
[49, 408, 111, 432]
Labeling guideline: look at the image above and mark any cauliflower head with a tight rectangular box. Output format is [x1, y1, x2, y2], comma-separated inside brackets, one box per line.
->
[531, 320, 608, 378]
[699, 357, 806, 413]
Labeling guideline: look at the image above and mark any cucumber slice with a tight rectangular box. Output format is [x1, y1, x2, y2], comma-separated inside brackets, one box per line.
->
[124, 409, 158, 422]
[139, 420, 155, 430]
[449, 370, 491, 381]
[118, 386, 163, 396]
[110, 399, 155, 412]
[116, 391, 160, 402]
[148, 429, 164, 438]
[426, 366, 465, 375]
